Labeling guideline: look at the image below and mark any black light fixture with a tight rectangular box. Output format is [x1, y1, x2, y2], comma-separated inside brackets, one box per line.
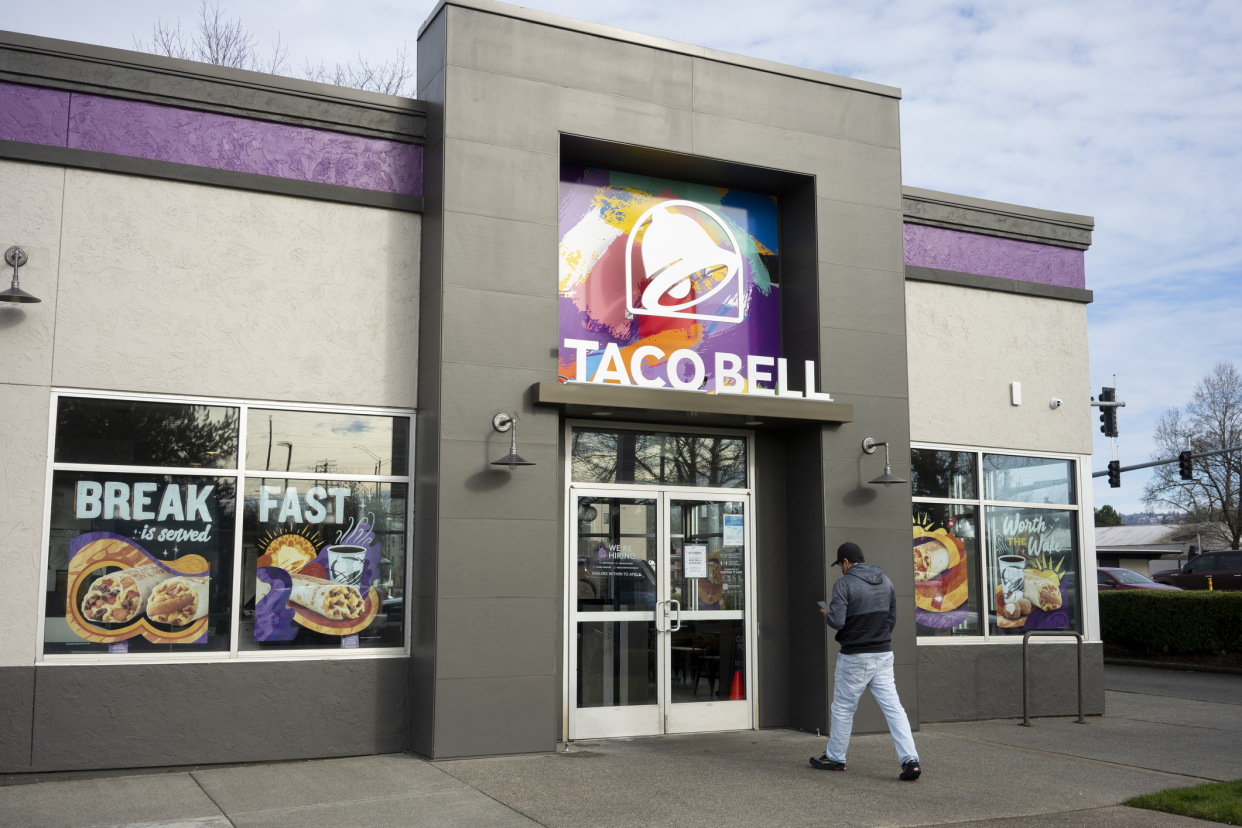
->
[1, 246, 40, 304]
[491, 412, 536, 469]
[862, 437, 907, 487]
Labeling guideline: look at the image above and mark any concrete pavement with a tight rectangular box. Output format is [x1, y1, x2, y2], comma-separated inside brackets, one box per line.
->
[1, 664, 1237, 828]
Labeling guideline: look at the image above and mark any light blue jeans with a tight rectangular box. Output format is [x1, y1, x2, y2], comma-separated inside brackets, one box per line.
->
[826, 651, 918, 766]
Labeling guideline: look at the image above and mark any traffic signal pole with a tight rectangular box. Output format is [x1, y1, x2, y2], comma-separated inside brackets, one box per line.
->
[1088, 378, 1242, 486]
[1091, 444, 1242, 479]
[1092, 380, 1123, 486]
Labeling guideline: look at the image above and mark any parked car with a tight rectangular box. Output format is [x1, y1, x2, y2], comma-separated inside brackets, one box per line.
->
[1096, 567, 1181, 591]
[1151, 551, 1242, 590]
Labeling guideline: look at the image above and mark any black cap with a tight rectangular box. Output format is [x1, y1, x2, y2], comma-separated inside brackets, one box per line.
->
[832, 542, 864, 568]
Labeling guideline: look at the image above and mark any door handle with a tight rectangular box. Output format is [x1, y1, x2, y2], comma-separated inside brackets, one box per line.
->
[669, 599, 681, 631]
[655, 599, 668, 633]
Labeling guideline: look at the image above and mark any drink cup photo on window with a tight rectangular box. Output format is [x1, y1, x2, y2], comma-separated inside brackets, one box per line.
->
[327, 545, 367, 586]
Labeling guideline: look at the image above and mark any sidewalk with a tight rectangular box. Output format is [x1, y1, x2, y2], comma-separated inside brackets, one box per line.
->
[2, 665, 1237, 828]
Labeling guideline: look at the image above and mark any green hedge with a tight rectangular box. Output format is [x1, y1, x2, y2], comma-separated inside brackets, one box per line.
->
[1099, 591, 1242, 655]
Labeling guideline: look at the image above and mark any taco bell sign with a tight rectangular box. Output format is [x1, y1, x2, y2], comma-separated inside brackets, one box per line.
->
[557, 164, 831, 399]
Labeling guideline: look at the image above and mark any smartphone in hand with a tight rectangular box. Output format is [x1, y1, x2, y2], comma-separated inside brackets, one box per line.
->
[817, 601, 830, 612]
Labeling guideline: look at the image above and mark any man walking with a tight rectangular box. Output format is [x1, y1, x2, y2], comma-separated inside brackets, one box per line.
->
[811, 542, 921, 781]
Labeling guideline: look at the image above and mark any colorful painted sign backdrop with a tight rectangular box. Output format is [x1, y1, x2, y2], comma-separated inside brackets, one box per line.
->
[253, 517, 381, 641]
[558, 164, 781, 393]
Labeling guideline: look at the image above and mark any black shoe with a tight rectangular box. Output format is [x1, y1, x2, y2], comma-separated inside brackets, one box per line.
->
[900, 760, 921, 781]
[810, 754, 846, 771]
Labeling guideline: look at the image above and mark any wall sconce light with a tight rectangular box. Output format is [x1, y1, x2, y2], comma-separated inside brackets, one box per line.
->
[1, 246, 40, 304]
[862, 437, 907, 487]
[491, 412, 536, 469]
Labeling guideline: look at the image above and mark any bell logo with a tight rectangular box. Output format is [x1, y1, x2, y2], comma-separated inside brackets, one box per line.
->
[625, 200, 745, 324]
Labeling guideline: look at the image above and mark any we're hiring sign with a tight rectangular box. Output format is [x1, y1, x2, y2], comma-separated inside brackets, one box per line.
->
[557, 165, 831, 400]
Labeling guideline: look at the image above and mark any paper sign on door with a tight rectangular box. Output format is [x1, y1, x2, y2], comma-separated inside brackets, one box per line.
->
[723, 515, 744, 546]
[684, 544, 708, 579]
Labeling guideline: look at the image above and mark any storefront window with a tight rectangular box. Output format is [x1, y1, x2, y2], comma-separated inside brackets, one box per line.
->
[911, 449, 975, 500]
[240, 479, 407, 650]
[986, 506, 1080, 635]
[912, 503, 980, 637]
[571, 428, 747, 488]
[983, 454, 1075, 505]
[245, 409, 408, 476]
[54, 396, 238, 468]
[911, 447, 1083, 640]
[45, 470, 236, 655]
[41, 394, 412, 660]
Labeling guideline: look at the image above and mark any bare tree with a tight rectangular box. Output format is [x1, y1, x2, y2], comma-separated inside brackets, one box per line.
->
[135, 1, 289, 74]
[135, 0, 412, 96]
[302, 45, 414, 97]
[1143, 361, 1242, 549]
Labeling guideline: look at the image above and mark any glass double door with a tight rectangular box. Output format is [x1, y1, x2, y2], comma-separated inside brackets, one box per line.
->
[570, 489, 752, 740]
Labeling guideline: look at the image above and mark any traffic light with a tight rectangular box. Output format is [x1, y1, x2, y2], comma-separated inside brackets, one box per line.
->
[1107, 460, 1121, 488]
[1099, 387, 1118, 437]
[1179, 450, 1193, 481]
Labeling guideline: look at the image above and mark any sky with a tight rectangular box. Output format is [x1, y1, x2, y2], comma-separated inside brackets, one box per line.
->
[8, 1, 1242, 515]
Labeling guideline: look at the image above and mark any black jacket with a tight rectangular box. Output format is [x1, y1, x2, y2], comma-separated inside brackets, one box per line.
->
[825, 563, 896, 655]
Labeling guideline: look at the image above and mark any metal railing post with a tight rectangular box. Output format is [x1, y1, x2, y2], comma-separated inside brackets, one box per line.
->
[1021, 631, 1086, 726]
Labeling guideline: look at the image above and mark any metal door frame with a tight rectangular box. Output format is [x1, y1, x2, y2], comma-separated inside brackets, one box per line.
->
[561, 419, 757, 742]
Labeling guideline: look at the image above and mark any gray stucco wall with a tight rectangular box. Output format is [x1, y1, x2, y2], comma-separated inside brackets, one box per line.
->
[0, 163, 420, 772]
[1, 160, 420, 664]
[918, 642, 1104, 722]
[906, 280, 1092, 455]
[415, 0, 910, 757]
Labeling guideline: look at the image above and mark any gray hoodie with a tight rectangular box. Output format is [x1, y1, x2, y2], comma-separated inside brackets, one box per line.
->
[825, 562, 896, 655]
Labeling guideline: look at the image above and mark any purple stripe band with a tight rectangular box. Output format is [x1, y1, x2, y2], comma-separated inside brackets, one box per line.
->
[904, 223, 1085, 290]
[0, 82, 69, 146]
[0, 81, 421, 197]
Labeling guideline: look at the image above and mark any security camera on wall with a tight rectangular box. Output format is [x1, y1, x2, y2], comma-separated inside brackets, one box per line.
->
[1050, 398, 1063, 409]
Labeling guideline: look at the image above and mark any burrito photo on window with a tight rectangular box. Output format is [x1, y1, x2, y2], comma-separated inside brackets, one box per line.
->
[80, 563, 173, 624]
[288, 573, 365, 620]
[146, 575, 210, 626]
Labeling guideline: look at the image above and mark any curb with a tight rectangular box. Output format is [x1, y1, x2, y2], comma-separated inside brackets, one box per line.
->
[1105, 658, 1242, 676]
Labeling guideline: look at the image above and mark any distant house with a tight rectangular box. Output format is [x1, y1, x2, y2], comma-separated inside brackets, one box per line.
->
[1094, 525, 1196, 577]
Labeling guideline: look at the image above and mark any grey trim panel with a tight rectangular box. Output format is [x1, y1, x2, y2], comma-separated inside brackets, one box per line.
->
[17, 659, 408, 773]
[903, 186, 1093, 226]
[905, 265, 1093, 304]
[918, 642, 1104, 721]
[903, 186, 1093, 250]
[561, 133, 814, 195]
[0, 31, 425, 142]
[532, 382, 854, 424]
[0, 140, 424, 213]
[420, 0, 901, 99]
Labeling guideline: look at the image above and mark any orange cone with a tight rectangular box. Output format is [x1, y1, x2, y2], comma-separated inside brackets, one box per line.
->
[729, 669, 743, 700]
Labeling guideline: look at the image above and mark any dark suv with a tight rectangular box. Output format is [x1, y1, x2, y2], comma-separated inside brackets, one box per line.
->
[1152, 551, 1242, 590]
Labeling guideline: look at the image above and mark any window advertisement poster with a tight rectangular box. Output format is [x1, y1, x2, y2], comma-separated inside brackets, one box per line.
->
[45, 471, 236, 655]
[558, 164, 781, 393]
[986, 506, 1080, 634]
[242, 480, 407, 650]
[723, 514, 744, 546]
[912, 504, 980, 636]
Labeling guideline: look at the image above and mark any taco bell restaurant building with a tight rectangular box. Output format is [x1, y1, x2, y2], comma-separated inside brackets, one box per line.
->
[0, 0, 1102, 772]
